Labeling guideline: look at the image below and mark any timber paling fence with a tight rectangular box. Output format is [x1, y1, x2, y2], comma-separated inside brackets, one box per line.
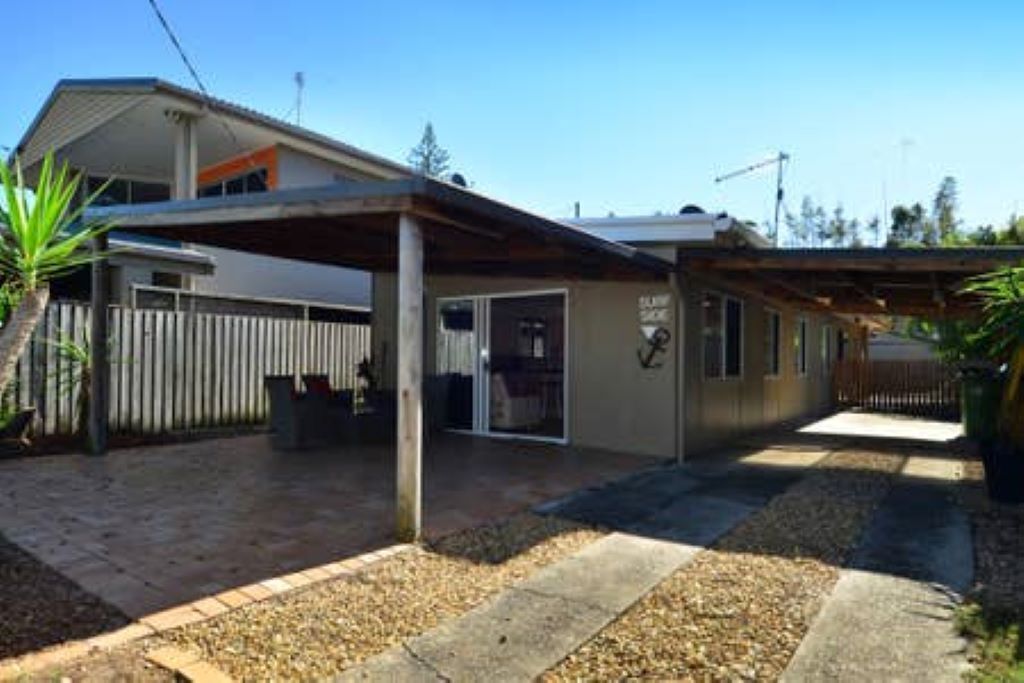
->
[833, 358, 960, 420]
[8, 302, 371, 437]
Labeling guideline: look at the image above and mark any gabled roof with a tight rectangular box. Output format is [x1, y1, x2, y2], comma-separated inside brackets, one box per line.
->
[14, 78, 411, 177]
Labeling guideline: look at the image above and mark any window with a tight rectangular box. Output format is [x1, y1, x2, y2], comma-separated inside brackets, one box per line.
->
[765, 309, 781, 377]
[198, 168, 268, 198]
[795, 317, 808, 377]
[152, 272, 182, 289]
[837, 329, 849, 361]
[821, 324, 834, 375]
[703, 292, 743, 380]
[87, 176, 170, 205]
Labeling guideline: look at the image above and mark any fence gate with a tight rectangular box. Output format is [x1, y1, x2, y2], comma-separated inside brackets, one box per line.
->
[833, 359, 960, 420]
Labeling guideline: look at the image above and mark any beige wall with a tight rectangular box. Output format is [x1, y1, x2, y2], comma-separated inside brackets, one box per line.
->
[681, 273, 862, 454]
[372, 271, 863, 460]
[372, 273, 679, 458]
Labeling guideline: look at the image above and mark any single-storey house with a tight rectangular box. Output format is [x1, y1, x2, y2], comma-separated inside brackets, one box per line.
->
[16, 77, 1024, 541]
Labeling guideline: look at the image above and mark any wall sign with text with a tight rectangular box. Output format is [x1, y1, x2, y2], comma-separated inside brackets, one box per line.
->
[638, 294, 672, 369]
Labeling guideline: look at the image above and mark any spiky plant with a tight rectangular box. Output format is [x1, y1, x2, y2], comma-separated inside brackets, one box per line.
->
[0, 151, 115, 399]
[962, 265, 1024, 448]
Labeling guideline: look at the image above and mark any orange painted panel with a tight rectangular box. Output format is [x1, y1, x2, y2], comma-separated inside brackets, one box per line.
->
[198, 145, 278, 189]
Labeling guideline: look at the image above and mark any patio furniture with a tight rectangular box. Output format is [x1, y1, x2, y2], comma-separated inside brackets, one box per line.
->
[265, 376, 351, 450]
[0, 407, 36, 458]
[266, 375, 452, 450]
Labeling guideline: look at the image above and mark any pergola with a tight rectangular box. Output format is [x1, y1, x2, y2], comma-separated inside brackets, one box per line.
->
[679, 246, 1024, 319]
[85, 177, 671, 542]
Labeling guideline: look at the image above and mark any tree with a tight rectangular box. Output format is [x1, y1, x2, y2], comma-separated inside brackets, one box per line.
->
[887, 203, 929, 246]
[0, 152, 114, 399]
[408, 123, 451, 178]
[932, 176, 960, 243]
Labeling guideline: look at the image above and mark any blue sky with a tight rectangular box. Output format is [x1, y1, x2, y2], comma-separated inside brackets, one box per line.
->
[3, 1, 1023, 241]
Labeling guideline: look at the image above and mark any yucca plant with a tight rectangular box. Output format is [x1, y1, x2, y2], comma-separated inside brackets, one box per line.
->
[962, 265, 1024, 449]
[0, 151, 115, 400]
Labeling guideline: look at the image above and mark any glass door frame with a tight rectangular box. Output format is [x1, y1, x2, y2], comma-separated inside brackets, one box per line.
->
[434, 288, 569, 445]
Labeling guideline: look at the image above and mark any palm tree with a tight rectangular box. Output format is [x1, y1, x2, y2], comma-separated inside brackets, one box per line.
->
[0, 151, 115, 399]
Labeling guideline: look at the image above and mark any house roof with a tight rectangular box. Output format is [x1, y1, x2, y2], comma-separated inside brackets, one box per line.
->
[680, 246, 1024, 318]
[13, 78, 411, 179]
[87, 177, 674, 281]
[571, 212, 772, 249]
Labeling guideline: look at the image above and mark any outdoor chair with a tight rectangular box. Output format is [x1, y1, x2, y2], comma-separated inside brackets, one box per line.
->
[265, 376, 348, 450]
[0, 407, 36, 458]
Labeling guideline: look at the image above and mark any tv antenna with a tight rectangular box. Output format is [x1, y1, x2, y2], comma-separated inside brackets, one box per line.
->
[293, 71, 305, 125]
[715, 151, 790, 245]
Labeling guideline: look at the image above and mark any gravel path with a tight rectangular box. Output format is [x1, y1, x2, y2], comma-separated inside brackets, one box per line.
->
[546, 449, 905, 681]
[157, 513, 601, 681]
[0, 534, 129, 661]
[959, 459, 1024, 612]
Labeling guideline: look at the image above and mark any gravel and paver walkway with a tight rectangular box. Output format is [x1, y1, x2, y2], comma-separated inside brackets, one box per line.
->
[782, 453, 973, 682]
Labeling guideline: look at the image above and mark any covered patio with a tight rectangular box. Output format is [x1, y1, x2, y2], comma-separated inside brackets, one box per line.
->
[87, 177, 672, 547]
[0, 433, 657, 617]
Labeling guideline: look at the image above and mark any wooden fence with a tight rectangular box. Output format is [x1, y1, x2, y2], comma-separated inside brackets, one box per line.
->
[833, 359, 960, 419]
[8, 302, 371, 437]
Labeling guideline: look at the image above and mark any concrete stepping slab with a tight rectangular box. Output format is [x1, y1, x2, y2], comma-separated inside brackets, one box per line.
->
[783, 468, 973, 682]
[627, 494, 757, 547]
[782, 570, 970, 682]
[340, 533, 710, 683]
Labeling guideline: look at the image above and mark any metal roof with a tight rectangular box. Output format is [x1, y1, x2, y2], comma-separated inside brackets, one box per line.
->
[14, 78, 411, 176]
[88, 177, 674, 280]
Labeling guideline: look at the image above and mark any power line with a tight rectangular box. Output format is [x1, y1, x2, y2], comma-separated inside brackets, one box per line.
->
[143, 0, 252, 166]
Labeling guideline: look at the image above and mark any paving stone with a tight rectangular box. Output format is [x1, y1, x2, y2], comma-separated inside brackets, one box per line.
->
[177, 659, 234, 683]
[145, 644, 200, 671]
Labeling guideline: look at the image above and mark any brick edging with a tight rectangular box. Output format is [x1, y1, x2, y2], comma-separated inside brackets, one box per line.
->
[0, 543, 415, 681]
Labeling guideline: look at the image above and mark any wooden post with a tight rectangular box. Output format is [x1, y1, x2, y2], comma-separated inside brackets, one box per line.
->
[396, 213, 423, 542]
[88, 233, 110, 455]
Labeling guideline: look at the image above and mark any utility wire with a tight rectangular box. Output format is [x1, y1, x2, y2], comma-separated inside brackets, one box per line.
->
[144, 0, 254, 167]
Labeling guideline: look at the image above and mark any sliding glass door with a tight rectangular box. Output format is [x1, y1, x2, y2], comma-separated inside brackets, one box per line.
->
[436, 291, 567, 442]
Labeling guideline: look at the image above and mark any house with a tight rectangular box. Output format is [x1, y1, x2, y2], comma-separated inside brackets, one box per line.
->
[13, 78, 407, 313]
[32, 77, 1020, 540]
[868, 332, 938, 361]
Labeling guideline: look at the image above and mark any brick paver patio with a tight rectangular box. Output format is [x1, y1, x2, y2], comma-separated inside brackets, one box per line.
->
[0, 433, 658, 617]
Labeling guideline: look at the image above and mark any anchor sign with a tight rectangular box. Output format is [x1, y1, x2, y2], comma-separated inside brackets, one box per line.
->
[638, 326, 671, 369]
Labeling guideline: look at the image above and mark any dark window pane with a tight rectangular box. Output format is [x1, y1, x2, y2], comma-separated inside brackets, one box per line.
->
[724, 298, 742, 377]
[89, 177, 129, 206]
[703, 293, 723, 379]
[225, 176, 245, 195]
[245, 169, 268, 193]
[199, 183, 223, 198]
[131, 181, 170, 204]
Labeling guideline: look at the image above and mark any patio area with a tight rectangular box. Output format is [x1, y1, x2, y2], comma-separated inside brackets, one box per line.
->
[0, 433, 659, 618]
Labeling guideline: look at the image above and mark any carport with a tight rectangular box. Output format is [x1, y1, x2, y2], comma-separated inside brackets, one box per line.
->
[679, 245, 1024, 318]
[86, 178, 671, 542]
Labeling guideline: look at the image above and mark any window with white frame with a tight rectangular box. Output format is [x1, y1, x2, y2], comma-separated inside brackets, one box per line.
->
[794, 317, 808, 377]
[703, 292, 743, 379]
[765, 309, 781, 377]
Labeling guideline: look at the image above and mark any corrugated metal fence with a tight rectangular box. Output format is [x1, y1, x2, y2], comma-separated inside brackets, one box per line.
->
[8, 302, 371, 436]
[833, 359, 960, 419]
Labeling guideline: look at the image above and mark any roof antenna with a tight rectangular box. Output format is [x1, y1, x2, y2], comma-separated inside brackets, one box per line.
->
[714, 151, 789, 246]
[293, 71, 305, 126]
